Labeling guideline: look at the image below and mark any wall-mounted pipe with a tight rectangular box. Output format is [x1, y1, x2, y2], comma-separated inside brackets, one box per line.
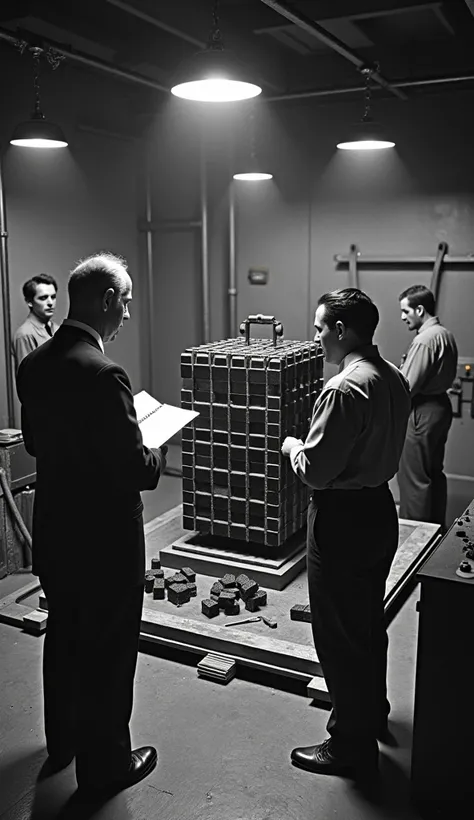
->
[145, 162, 155, 395]
[259, 0, 406, 100]
[0, 156, 15, 428]
[228, 183, 237, 337]
[200, 140, 210, 344]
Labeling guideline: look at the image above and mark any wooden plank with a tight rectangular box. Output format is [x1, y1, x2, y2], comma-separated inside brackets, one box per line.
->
[140, 606, 322, 678]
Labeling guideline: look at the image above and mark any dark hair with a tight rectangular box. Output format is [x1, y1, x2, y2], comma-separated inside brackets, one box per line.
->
[399, 284, 435, 316]
[23, 274, 58, 303]
[68, 252, 128, 304]
[317, 288, 379, 342]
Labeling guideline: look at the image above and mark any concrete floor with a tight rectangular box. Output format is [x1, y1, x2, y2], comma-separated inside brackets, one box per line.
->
[0, 446, 426, 820]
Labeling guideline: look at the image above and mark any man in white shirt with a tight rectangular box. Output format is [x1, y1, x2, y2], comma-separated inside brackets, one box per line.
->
[282, 288, 410, 780]
[12, 274, 59, 371]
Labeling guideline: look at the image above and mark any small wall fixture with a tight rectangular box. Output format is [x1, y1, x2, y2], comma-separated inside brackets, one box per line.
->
[337, 67, 394, 151]
[10, 47, 67, 148]
[171, 0, 261, 102]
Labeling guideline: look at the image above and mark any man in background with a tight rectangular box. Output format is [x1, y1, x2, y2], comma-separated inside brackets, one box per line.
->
[17, 253, 167, 798]
[12, 274, 59, 371]
[398, 284, 457, 528]
[282, 288, 410, 780]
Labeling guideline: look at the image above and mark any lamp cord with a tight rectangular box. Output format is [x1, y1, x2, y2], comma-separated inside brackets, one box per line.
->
[362, 67, 372, 123]
[208, 0, 223, 50]
[31, 47, 43, 117]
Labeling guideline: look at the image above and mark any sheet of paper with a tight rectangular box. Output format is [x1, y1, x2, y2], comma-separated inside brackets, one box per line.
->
[133, 390, 199, 449]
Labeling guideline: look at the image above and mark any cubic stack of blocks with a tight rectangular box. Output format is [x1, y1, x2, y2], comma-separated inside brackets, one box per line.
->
[201, 573, 267, 619]
[144, 557, 197, 607]
[180, 336, 323, 547]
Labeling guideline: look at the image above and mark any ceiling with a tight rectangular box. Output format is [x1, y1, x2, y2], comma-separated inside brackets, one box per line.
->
[1, 0, 474, 105]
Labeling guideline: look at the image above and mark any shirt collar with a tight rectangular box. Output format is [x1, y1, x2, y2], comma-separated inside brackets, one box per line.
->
[62, 319, 104, 353]
[417, 316, 440, 335]
[341, 344, 380, 371]
[28, 311, 52, 331]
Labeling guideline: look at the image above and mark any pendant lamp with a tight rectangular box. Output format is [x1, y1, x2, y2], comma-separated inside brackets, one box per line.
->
[171, 0, 261, 103]
[233, 105, 273, 180]
[337, 67, 394, 151]
[10, 47, 67, 148]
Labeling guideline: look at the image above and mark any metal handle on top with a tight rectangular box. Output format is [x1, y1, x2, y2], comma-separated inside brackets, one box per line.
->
[239, 314, 284, 346]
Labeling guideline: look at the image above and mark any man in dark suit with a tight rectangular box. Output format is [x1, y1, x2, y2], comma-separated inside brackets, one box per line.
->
[17, 252, 167, 797]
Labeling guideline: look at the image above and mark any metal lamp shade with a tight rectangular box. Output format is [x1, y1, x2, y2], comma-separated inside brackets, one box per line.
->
[171, 48, 262, 102]
[10, 115, 68, 148]
[337, 118, 395, 150]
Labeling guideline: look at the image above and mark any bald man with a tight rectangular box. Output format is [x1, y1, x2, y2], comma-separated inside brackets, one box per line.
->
[17, 253, 167, 797]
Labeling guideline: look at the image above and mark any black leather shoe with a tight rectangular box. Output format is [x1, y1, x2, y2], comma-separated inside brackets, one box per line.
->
[78, 746, 158, 799]
[291, 739, 378, 778]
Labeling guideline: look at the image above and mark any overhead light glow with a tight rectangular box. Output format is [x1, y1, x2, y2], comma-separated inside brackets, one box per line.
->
[10, 136, 67, 148]
[233, 171, 273, 181]
[337, 139, 395, 150]
[172, 77, 261, 102]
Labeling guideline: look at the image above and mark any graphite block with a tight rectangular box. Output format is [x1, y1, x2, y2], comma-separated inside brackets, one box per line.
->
[245, 596, 260, 613]
[253, 589, 267, 607]
[165, 573, 186, 588]
[185, 582, 197, 597]
[168, 583, 191, 606]
[227, 601, 240, 616]
[210, 581, 224, 597]
[147, 568, 164, 579]
[153, 579, 165, 599]
[218, 591, 237, 611]
[236, 574, 250, 589]
[181, 567, 196, 582]
[202, 598, 219, 618]
[220, 573, 236, 588]
[144, 574, 155, 593]
[240, 580, 259, 601]
[290, 604, 312, 623]
[151, 557, 161, 569]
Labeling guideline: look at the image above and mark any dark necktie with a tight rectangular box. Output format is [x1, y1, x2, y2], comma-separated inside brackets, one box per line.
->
[45, 323, 53, 337]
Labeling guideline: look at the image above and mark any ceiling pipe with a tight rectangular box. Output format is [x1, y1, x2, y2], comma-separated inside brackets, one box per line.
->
[1, 23, 473, 103]
[0, 25, 169, 93]
[105, 0, 206, 49]
[267, 72, 474, 102]
[258, 0, 407, 100]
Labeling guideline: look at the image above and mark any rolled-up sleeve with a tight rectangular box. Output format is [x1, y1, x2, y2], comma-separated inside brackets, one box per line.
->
[290, 388, 362, 489]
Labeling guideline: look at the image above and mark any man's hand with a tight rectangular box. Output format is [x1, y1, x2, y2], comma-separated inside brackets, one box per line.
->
[151, 445, 168, 472]
[281, 436, 303, 458]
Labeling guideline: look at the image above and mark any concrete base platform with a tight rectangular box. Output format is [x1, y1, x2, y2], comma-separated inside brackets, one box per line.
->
[161, 527, 307, 590]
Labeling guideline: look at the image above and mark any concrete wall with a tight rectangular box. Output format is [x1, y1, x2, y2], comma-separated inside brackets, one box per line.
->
[0, 47, 146, 429]
[147, 89, 474, 518]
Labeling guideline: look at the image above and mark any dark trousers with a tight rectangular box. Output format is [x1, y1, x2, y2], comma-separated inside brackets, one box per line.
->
[307, 484, 399, 754]
[398, 394, 452, 527]
[39, 573, 144, 787]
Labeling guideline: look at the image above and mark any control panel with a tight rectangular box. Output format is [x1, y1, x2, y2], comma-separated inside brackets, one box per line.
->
[453, 509, 474, 579]
[448, 357, 474, 418]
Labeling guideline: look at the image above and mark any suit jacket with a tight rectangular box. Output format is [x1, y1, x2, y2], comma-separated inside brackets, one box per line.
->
[12, 313, 60, 372]
[16, 324, 163, 583]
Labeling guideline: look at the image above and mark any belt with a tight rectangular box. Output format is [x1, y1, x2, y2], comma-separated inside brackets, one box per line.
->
[412, 392, 448, 405]
[311, 482, 388, 501]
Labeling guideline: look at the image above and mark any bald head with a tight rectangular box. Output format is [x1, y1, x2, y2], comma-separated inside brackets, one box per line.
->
[67, 253, 133, 343]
